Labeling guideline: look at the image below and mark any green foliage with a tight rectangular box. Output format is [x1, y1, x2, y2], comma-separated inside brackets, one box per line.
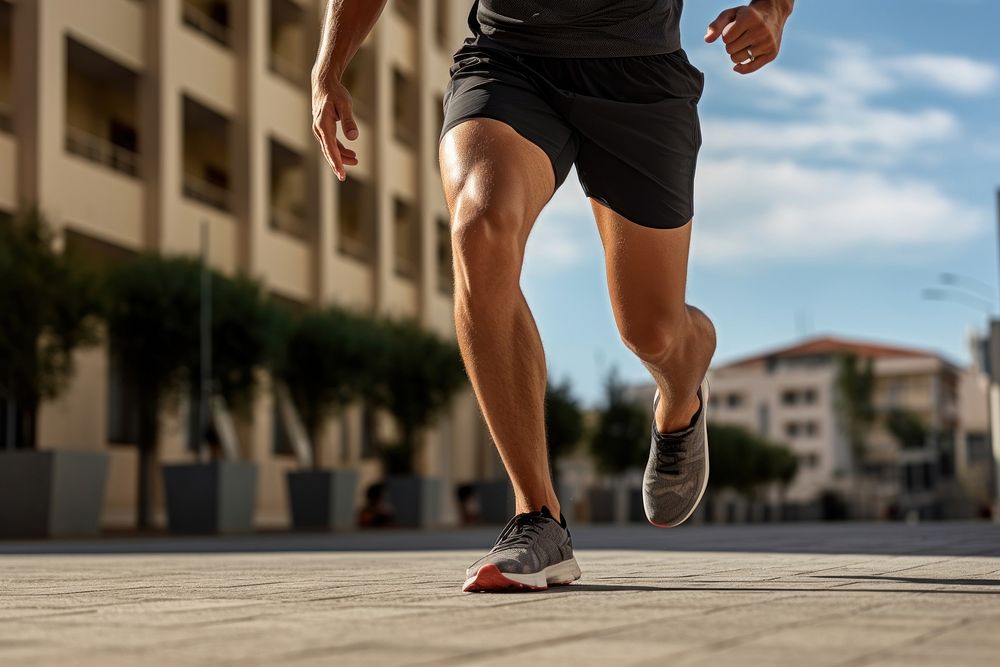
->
[274, 305, 381, 455]
[885, 407, 927, 450]
[103, 254, 276, 414]
[834, 351, 876, 466]
[370, 316, 468, 475]
[706, 422, 798, 494]
[544, 376, 585, 467]
[588, 366, 649, 474]
[0, 207, 102, 447]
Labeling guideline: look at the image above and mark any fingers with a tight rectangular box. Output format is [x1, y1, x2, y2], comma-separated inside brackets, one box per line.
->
[725, 30, 757, 63]
[337, 139, 358, 166]
[318, 113, 345, 181]
[705, 8, 739, 42]
[733, 51, 775, 75]
[337, 99, 359, 142]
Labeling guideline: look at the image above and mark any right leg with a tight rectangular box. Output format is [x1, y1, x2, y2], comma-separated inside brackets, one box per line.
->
[438, 118, 559, 517]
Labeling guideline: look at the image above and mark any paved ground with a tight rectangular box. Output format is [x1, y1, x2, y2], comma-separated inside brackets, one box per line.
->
[2, 522, 999, 666]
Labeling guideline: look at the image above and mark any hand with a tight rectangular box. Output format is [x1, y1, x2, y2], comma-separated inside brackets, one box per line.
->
[311, 76, 359, 181]
[704, 3, 787, 75]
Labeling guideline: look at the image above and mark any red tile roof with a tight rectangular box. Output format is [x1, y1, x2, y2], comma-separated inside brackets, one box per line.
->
[719, 335, 940, 369]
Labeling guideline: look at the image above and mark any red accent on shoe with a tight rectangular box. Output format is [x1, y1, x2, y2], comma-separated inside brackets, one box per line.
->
[462, 564, 546, 593]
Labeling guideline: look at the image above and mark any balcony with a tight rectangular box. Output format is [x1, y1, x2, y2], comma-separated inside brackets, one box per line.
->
[183, 172, 231, 212]
[342, 47, 375, 122]
[393, 196, 419, 280]
[337, 176, 375, 263]
[270, 137, 307, 239]
[182, 0, 231, 48]
[64, 37, 141, 178]
[183, 95, 232, 212]
[269, 0, 306, 88]
[65, 126, 140, 178]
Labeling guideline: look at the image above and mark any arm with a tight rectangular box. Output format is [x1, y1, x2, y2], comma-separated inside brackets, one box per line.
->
[311, 0, 389, 181]
[704, 0, 794, 75]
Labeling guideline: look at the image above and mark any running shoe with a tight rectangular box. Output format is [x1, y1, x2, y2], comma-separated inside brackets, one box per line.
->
[463, 505, 581, 592]
[643, 376, 710, 527]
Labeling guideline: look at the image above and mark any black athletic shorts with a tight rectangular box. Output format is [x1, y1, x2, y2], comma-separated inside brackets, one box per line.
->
[439, 39, 705, 230]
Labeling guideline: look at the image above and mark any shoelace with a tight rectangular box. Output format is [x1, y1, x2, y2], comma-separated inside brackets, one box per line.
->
[655, 439, 687, 476]
[492, 512, 549, 550]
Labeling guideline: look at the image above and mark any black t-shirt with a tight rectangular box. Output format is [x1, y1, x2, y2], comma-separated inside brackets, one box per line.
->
[468, 0, 683, 58]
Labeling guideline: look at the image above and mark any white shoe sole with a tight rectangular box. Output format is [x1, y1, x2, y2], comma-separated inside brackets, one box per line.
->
[463, 557, 582, 592]
[647, 375, 711, 528]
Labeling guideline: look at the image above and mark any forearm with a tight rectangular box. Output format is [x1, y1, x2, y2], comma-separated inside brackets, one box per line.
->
[749, 0, 793, 21]
[312, 0, 388, 84]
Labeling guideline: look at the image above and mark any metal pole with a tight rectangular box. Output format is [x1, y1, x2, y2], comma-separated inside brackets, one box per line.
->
[199, 221, 211, 462]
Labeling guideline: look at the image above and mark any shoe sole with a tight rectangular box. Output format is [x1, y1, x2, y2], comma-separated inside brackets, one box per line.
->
[647, 376, 711, 529]
[462, 557, 582, 593]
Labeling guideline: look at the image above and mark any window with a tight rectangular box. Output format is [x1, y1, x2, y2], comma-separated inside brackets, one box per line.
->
[726, 393, 745, 408]
[799, 452, 820, 468]
[966, 432, 991, 464]
[785, 422, 800, 437]
[182, 0, 231, 47]
[781, 389, 798, 406]
[435, 0, 450, 49]
[803, 388, 817, 404]
[392, 67, 419, 148]
[269, 137, 307, 239]
[337, 176, 376, 261]
[342, 47, 375, 120]
[182, 95, 232, 211]
[394, 196, 419, 279]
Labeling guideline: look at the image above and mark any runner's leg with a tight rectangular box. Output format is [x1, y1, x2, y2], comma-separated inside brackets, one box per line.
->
[439, 118, 561, 516]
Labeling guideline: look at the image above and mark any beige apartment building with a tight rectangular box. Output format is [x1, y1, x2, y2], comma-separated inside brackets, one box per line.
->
[0, 0, 502, 527]
[701, 335, 984, 519]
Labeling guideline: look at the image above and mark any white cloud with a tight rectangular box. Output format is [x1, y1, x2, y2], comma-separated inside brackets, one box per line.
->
[888, 54, 1000, 96]
[691, 158, 986, 264]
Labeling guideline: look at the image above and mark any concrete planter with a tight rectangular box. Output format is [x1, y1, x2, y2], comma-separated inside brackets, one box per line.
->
[0, 450, 109, 538]
[474, 479, 514, 524]
[588, 487, 617, 523]
[162, 461, 257, 534]
[286, 469, 358, 531]
[385, 475, 442, 528]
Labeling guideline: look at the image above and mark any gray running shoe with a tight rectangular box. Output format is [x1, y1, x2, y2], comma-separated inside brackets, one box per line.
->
[643, 376, 710, 527]
[463, 506, 581, 592]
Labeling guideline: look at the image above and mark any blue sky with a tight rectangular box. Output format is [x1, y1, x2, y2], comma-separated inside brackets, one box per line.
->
[519, 0, 1000, 407]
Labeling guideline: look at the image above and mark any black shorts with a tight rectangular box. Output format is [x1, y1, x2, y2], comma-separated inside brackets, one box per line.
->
[439, 40, 706, 230]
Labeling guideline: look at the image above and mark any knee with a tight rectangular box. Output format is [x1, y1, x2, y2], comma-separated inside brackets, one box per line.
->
[619, 311, 688, 365]
[450, 187, 526, 295]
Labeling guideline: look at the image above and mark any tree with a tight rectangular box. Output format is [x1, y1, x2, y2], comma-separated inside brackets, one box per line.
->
[706, 423, 798, 497]
[544, 376, 585, 482]
[273, 305, 380, 466]
[102, 255, 276, 527]
[834, 351, 876, 471]
[588, 365, 648, 474]
[0, 206, 102, 449]
[885, 407, 927, 450]
[370, 316, 468, 475]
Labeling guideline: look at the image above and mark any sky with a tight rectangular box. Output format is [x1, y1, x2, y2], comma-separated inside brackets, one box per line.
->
[518, 0, 1000, 408]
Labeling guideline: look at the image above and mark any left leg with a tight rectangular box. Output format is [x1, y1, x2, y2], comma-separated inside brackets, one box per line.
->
[591, 203, 716, 433]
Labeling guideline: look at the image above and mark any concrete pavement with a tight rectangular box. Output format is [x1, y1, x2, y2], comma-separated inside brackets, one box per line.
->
[2, 522, 999, 666]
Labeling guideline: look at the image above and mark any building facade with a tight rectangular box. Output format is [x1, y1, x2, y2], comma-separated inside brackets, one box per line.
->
[0, 0, 500, 528]
[703, 335, 976, 519]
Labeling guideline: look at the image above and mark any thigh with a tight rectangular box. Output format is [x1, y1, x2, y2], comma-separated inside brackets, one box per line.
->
[441, 44, 579, 194]
[592, 198, 692, 336]
[439, 117, 555, 251]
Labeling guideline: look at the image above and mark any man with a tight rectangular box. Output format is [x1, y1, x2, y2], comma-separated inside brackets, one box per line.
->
[312, 0, 793, 592]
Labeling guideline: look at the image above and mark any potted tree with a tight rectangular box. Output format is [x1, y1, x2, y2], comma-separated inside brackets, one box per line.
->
[160, 271, 277, 534]
[103, 255, 273, 532]
[276, 306, 377, 530]
[587, 366, 648, 524]
[0, 207, 105, 538]
[371, 316, 467, 528]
